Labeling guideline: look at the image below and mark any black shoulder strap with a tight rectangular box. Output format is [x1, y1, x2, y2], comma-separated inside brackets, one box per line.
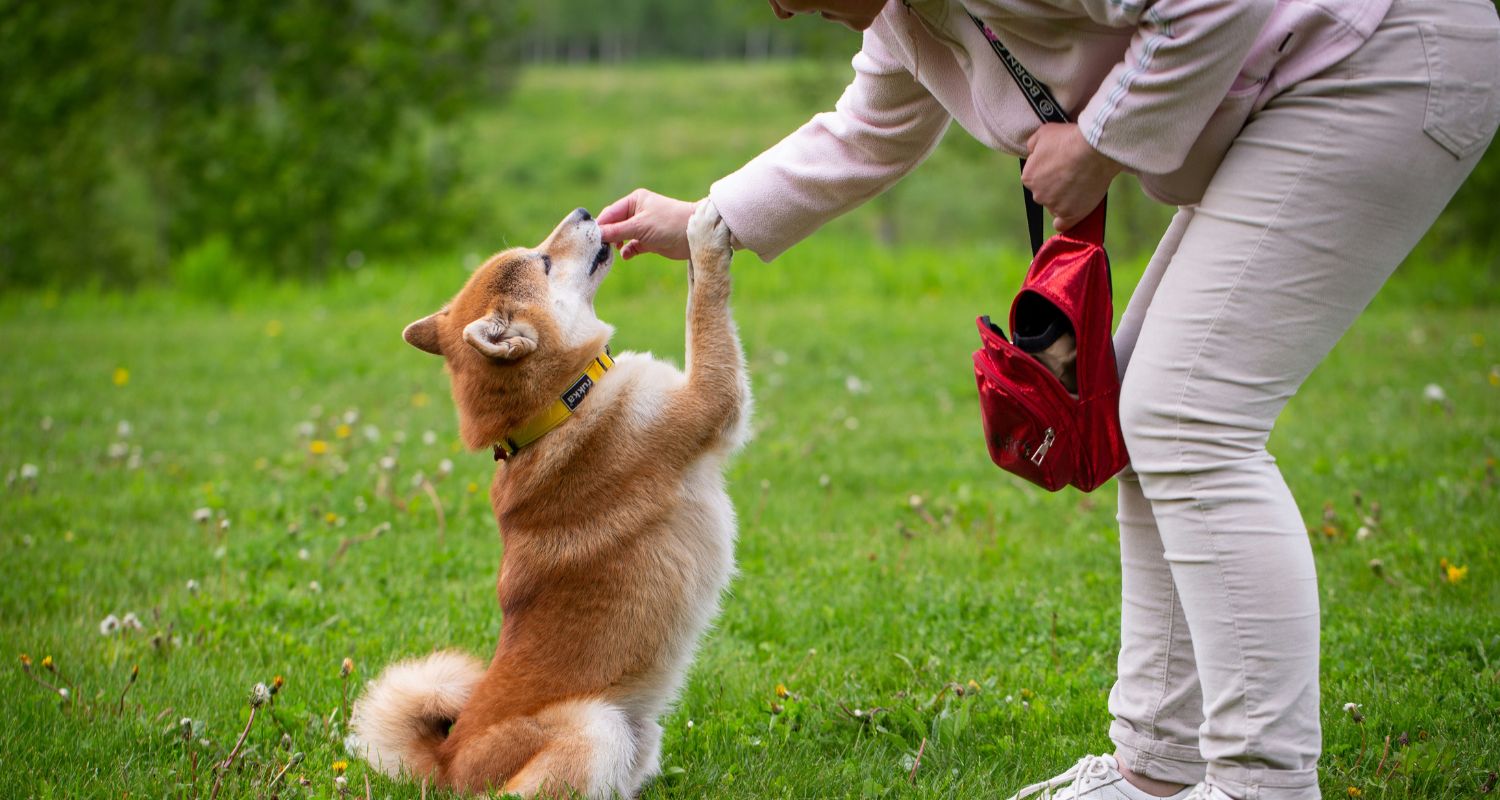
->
[967, 13, 1103, 256]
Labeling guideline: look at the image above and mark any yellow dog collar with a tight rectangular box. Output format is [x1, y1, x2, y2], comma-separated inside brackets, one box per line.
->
[493, 349, 614, 461]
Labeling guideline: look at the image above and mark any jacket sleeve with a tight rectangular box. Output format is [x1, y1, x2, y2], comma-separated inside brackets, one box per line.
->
[709, 25, 951, 262]
[1074, 0, 1275, 175]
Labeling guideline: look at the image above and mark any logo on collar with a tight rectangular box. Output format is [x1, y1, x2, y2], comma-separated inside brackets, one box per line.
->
[493, 349, 614, 461]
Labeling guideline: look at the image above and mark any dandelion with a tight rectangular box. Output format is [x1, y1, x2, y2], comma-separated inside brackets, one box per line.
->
[325, 511, 339, 525]
[297, 548, 310, 561]
[271, 675, 284, 696]
[117, 663, 139, 712]
[332, 760, 348, 774]
[342, 409, 360, 425]
[340, 658, 355, 678]
[40, 416, 53, 432]
[121, 612, 143, 631]
[1344, 703, 1365, 723]
[309, 440, 329, 455]
[19, 463, 39, 480]
[1422, 383, 1447, 403]
[422, 430, 438, 446]
[362, 424, 380, 442]
[411, 392, 430, 408]
[219, 518, 230, 532]
[57, 687, 70, 701]
[844, 416, 860, 430]
[187, 579, 200, 595]
[1442, 559, 1469, 584]
[308, 581, 321, 592]
[411, 471, 427, 489]
[1348, 787, 1362, 797]
[107, 442, 129, 459]
[467, 481, 479, 494]
[819, 474, 831, 488]
[335, 423, 352, 439]
[334, 775, 348, 794]
[296, 421, 316, 438]
[99, 614, 121, 635]
[437, 459, 454, 477]
[686, 719, 695, 729]
[19, 654, 32, 671]
[378, 456, 397, 472]
[845, 375, 867, 394]
[249, 682, 271, 708]
[113, 367, 130, 386]
[1355, 526, 1372, 541]
[775, 683, 790, 699]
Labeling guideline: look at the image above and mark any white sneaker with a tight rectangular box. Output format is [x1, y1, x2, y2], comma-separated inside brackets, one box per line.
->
[1006, 754, 1194, 800]
[1183, 785, 1235, 800]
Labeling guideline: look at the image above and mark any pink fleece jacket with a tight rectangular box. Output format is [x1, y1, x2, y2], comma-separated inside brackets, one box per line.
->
[709, 0, 1392, 261]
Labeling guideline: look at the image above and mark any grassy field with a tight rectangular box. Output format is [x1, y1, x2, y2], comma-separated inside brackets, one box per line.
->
[3, 63, 1498, 799]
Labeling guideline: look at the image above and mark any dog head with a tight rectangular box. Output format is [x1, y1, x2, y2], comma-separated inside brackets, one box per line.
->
[403, 208, 615, 449]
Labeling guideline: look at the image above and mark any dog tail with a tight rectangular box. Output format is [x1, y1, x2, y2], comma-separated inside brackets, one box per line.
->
[346, 650, 485, 779]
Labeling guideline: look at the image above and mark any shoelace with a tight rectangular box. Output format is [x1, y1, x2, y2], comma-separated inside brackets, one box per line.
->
[1007, 754, 1116, 800]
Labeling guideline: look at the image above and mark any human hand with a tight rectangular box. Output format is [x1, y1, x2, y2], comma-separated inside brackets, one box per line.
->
[598, 189, 697, 261]
[1021, 123, 1122, 232]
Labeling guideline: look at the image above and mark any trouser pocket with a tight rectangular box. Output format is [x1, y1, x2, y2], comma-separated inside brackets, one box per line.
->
[1420, 20, 1500, 159]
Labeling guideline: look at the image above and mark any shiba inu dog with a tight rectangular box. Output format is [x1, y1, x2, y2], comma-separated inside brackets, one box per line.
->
[348, 202, 749, 797]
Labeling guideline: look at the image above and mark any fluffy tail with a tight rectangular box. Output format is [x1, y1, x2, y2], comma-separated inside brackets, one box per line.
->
[346, 650, 485, 779]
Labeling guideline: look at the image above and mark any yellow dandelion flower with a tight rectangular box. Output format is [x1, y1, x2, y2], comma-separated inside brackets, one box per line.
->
[19, 654, 32, 669]
[1445, 563, 1468, 584]
[1348, 787, 1362, 797]
[411, 392, 430, 408]
[309, 440, 329, 455]
[1489, 368, 1499, 387]
[332, 760, 348, 774]
[1472, 333, 1485, 347]
[265, 319, 284, 338]
[325, 512, 338, 525]
[467, 481, 479, 494]
[113, 367, 130, 387]
[775, 683, 790, 699]
[253, 457, 269, 470]
[41, 655, 53, 671]
[335, 423, 352, 439]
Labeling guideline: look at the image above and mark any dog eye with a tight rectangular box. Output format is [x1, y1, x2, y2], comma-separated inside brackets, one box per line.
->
[540, 254, 552, 274]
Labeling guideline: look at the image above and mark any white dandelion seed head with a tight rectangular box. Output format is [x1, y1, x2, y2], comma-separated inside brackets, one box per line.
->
[295, 421, 316, 438]
[334, 775, 348, 790]
[437, 459, 453, 477]
[1356, 526, 1373, 541]
[116, 420, 132, 438]
[1422, 383, 1447, 403]
[1344, 702, 1360, 712]
[844, 375, 866, 394]
[20, 463, 40, 480]
[361, 424, 380, 442]
[99, 614, 121, 635]
[819, 474, 831, 488]
[212, 545, 227, 560]
[126, 449, 143, 470]
[107, 441, 129, 459]
[40, 416, 54, 432]
[378, 456, 397, 472]
[844, 417, 860, 430]
[772, 350, 789, 366]
[308, 580, 321, 593]
[179, 717, 193, 731]
[353, 496, 367, 513]
[411, 471, 427, 488]
[343, 409, 360, 425]
[121, 612, 143, 630]
[297, 548, 310, 561]
[909, 494, 924, 508]
[393, 430, 407, 444]
[422, 430, 438, 446]
[186, 579, 200, 594]
[219, 518, 230, 532]
[686, 719, 695, 729]
[193, 507, 213, 524]
[58, 687, 70, 700]
[249, 682, 271, 708]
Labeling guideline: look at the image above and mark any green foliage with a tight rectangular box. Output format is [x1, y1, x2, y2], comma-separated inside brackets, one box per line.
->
[0, 0, 522, 288]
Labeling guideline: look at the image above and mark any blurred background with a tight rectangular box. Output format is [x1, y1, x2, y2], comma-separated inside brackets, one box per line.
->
[4, 0, 1495, 295]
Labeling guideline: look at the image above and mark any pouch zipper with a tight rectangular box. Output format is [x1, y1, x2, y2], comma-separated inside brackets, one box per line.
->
[1030, 427, 1055, 466]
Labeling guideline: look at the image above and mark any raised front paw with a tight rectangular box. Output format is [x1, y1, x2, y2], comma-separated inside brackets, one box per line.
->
[686, 199, 732, 273]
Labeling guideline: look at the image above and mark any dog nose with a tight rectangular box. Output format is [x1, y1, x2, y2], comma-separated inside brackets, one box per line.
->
[574, 207, 592, 222]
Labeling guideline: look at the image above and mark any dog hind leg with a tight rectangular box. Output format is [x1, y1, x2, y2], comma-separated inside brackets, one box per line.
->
[493, 698, 639, 799]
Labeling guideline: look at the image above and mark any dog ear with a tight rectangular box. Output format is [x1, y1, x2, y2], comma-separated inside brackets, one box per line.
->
[463, 312, 538, 361]
[403, 310, 447, 356]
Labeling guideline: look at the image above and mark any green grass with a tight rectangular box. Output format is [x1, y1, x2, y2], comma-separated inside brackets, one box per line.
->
[3, 63, 1498, 799]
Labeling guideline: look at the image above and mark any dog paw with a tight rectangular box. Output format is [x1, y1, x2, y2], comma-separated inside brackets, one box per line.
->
[686, 199, 732, 264]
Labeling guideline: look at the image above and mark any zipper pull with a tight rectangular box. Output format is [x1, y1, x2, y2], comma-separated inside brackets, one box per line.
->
[1030, 427, 1055, 466]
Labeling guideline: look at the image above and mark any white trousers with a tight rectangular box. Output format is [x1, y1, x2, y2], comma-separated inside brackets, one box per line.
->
[1106, 1, 1500, 798]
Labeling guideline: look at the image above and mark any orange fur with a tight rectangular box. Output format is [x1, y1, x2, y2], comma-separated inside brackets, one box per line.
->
[349, 204, 749, 797]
